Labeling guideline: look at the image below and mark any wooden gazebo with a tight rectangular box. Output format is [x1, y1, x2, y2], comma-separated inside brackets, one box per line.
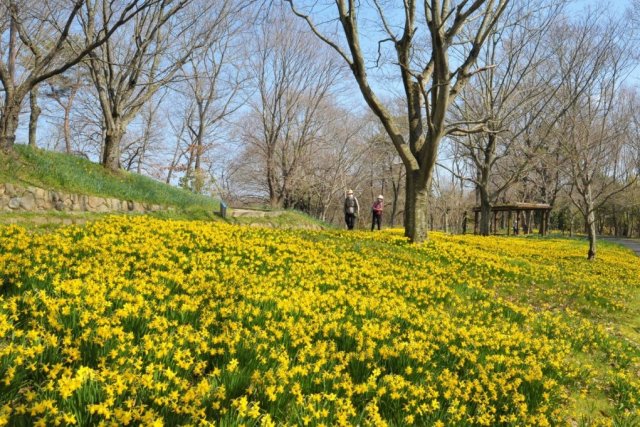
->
[472, 202, 552, 236]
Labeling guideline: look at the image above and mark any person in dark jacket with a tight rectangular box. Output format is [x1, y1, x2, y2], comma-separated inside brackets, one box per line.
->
[344, 189, 359, 230]
[371, 195, 384, 231]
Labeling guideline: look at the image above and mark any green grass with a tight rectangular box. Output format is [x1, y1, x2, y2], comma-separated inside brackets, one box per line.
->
[0, 145, 220, 212]
[231, 209, 332, 229]
[0, 145, 332, 229]
[0, 209, 332, 230]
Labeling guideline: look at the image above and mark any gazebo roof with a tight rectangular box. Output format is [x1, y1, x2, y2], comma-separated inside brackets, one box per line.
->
[472, 202, 551, 213]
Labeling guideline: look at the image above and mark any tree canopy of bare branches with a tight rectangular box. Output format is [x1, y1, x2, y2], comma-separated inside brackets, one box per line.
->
[0, 0, 158, 151]
[285, 0, 510, 242]
[80, 0, 229, 170]
[556, 13, 638, 259]
[239, 9, 342, 208]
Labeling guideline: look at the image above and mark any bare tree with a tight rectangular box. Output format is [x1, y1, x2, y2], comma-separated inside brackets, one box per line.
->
[375, 135, 406, 228]
[0, 0, 157, 151]
[165, 111, 191, 185]
[630, 0, 640, 43]
[80, 0, 233, 171]
[68, 80, 106, 159]
[241, 9, 341, 208]
[45, 68, 86, 153]
[308, 110, 374, 222]
[286, 0, 509, 242]
[28, 85, 40, 147]
[443, 0, 566, 235]
[522, 8, 628, 217]
[430, 163, 472, 233]
[121, 91, 166, 173]
[178, 12, 246, 193]
[558, 16, 637, 260]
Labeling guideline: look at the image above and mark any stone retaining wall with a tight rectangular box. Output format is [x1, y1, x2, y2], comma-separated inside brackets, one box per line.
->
[0, 183, 167, 214]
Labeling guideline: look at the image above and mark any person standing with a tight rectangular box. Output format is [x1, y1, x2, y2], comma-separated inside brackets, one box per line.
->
[371, 195, 384, 231]
[344, 189, 359, 230]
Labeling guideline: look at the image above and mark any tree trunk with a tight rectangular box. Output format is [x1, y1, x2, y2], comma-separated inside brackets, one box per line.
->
[444, 210, 449, 233]
[102, 127, 124, 171]
[276, 190, 287, 209]
[1, 14, 19, 151]
[193, 118, 205, 193]
[404, 171, 429, 242]
[0, 102, 20, 151]
[479, 188, 492, 236]
[390, 180, 399, 227]
[266, 154, 280, 208]
[570, 213, 575, 237]
[29, 86, 41, 148]
[582, 182, 597, 260]
[390, 167, 402, 226]
[586, 210, 597, 260]
[462, 212, 468, 234]
[63, 105, 72, 154]
[166, 138, 183, 184]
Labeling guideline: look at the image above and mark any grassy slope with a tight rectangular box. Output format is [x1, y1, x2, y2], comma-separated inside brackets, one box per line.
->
[231, 209, 331, 229]
[0, 145, 330, 229]
[0, 145, 219, 214]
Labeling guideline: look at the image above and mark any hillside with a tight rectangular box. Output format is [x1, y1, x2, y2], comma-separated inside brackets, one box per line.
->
[0, 146, 331, 230]
[0, 145, 220, 216]
[1, 217, 639, 425]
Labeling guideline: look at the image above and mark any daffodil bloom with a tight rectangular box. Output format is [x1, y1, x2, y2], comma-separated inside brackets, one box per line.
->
[0, 217, 639, 425]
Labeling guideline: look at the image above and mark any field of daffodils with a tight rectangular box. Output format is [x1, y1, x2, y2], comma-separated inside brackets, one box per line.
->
[1, 216, 639, 426]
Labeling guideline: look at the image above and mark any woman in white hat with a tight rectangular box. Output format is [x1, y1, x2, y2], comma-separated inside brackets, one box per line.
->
[343, 189, 360, 230]
[371, 195, 384, 231]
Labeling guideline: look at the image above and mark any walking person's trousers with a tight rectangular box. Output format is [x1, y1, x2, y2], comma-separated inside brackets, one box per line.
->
[371, 213, 382, 231]
[345, 213, 356, 230]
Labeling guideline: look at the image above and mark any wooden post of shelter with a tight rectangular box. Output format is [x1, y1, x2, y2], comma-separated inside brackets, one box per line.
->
[539, 209, 550, 236]
[493, 211, 498, 234]
[539, 210, 544, 235]
[507, 211, 511, 236]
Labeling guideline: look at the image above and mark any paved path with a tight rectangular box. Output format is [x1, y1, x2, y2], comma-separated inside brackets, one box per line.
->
[604, 237, 640, 257]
